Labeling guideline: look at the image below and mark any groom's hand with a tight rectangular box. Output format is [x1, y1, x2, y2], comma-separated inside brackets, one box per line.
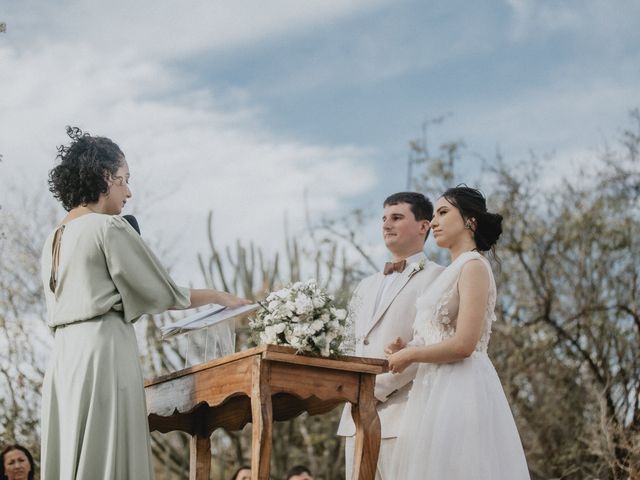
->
[384, 336, 406, 355]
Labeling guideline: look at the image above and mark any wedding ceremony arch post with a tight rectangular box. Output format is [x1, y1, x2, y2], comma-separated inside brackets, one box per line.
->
[144, 344, 387, 480]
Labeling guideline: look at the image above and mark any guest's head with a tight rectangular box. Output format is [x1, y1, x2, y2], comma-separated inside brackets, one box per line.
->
[285, 465, 314, 480]
[382, 192, 433, 257]
[48, 126, 131, 214]
[432, 185, 502, 253]
[1, 444, 34, 480]
[230, 465, 251, 480]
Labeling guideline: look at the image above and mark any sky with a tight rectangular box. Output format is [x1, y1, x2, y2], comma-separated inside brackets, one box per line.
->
[1, 0, 639, 281]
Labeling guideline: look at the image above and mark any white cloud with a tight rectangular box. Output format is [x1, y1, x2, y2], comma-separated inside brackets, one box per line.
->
[0, 23, 377, 283]
[5, 0, 390, 60]
[449, 76, 639, 168]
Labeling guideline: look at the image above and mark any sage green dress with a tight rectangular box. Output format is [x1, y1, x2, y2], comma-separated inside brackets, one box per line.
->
[40, 213, 191, 480]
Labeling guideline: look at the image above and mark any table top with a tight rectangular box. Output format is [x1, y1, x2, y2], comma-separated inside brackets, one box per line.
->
[145, 344, 388, 387]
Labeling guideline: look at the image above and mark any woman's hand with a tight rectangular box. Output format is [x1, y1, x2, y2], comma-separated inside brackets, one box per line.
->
[188, 289, 252, 309]
[215, 291, 252, 309]
[386, 347, 415, 374]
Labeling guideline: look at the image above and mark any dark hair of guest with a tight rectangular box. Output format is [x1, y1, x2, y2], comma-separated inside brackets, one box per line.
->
[48, 126, 125, 211]
[1, 444, 35, 480]
[230, 465, 251, 480]
[285, 465, 313, 479]
[441, 185, 503, 252]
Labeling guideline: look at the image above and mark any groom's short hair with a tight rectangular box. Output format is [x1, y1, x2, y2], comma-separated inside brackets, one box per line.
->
[383, 192, 433, 221]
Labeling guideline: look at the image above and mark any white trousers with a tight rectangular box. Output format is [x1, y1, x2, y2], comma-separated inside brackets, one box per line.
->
[344, 436, 397, 480]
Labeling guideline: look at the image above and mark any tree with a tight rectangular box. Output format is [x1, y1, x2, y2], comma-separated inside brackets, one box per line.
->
[405, 110, 640, 479]
[0, 186, 57, 472]
[488, 113, 640, 479]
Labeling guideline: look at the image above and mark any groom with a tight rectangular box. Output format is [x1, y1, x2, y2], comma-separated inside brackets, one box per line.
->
[337, 192, 443, 480]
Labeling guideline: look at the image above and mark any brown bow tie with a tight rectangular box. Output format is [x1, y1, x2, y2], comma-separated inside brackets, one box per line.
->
[383, 259, 406, 275]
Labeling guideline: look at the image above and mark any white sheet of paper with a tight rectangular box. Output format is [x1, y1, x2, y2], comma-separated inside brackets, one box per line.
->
[161, 303, 260, 339]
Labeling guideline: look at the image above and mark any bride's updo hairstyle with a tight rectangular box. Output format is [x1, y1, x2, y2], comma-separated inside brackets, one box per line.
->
[441, 185, 503, 252]
[48, 126, 124, 211]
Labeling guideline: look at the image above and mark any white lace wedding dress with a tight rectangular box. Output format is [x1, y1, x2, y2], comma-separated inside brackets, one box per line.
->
[391, 251, 530, 479]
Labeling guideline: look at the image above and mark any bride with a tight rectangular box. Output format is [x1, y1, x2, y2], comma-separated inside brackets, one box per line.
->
[385, 186, 530, 479]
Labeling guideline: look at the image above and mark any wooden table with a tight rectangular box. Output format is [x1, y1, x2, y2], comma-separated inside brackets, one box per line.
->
[144, 344, 387, 480]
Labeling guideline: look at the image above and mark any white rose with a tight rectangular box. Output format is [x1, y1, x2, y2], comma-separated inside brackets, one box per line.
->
[312, 296, 326, 308]
[295, 296, 314, 315]
[276, 289, 289, 300]
[288, 334, 303, 349]
[268, 300, 281, 311]
[274, 323, 286, 334]
[262, 326, 277, 344]
[266, 292, 277, 302]
[304, 324, 315, 335]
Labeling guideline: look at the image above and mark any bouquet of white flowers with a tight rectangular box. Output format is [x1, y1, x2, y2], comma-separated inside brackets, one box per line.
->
[249, 279, 352, 357]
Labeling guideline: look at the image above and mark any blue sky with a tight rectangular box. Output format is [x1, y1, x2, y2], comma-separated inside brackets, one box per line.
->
[1, 0, 639, 276]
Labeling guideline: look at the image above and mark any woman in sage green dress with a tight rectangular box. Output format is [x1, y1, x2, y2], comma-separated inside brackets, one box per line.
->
[40, 127, 249, 480]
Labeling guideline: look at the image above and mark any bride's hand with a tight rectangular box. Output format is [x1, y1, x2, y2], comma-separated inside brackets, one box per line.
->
[216, 291, 252, 309]
[384, 337, 406, 355]
[387, 347, 414, 374]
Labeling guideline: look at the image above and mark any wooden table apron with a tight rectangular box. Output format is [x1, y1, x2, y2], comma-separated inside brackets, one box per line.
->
[144, 344, 387, 480]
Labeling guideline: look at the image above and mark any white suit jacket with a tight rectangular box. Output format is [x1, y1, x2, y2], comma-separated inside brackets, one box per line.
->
[337, 253, 443, 438]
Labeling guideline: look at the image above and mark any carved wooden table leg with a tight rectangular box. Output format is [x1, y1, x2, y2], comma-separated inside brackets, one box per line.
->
[350, 374, 381, 480]
[189, 435, 211, 480]
[251, 357, 273, 480]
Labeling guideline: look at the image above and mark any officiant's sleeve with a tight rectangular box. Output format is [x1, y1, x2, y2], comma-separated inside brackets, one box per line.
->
[103, 216, 191, 323]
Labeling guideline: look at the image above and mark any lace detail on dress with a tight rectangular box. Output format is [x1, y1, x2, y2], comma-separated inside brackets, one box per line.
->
[414, 252, 497, 354]
[434, 286, 456, 338]
[435, 287, 454, 326]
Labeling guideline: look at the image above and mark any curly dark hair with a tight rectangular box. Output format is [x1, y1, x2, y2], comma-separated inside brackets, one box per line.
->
[48, 126, 125, 211]
[1, 444, 35, 480]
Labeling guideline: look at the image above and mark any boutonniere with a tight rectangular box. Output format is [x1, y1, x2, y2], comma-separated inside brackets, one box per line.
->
[407, 259, 426, 278]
